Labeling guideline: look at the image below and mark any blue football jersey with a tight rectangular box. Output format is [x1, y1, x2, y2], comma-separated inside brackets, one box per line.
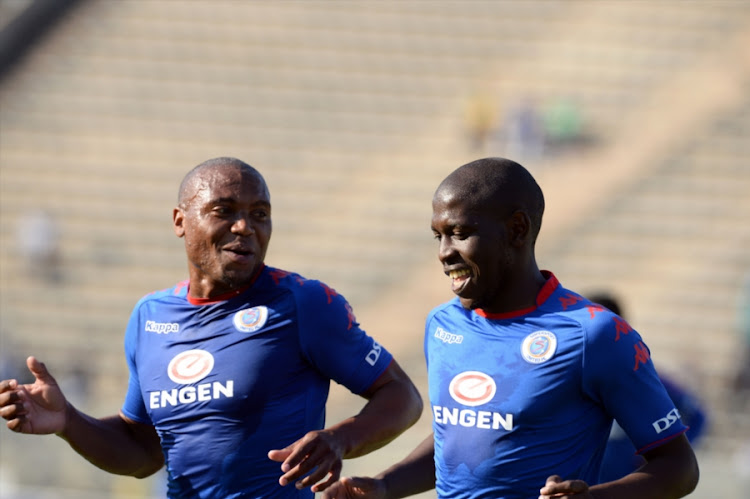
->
[425, 272, 686, 499]
[121, 265, 393, 498]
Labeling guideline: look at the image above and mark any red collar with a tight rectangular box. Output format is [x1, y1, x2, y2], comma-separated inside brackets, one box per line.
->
[474, 271, 558, 319]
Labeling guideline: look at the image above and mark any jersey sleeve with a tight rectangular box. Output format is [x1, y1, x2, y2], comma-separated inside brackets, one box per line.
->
[581, 312, 687, 454]
[120, 302, 151, 423]
[296, 280, 393, 394]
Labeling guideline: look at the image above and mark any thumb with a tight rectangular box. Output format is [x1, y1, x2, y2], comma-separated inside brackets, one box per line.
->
[539, 475, 563, 495]
[26, 356, 57, 385]
[544, 475, 562, 487]
[343, 476, 375, 492]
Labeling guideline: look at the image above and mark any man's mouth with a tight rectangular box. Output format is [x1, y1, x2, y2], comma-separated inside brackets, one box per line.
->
[224, 247, 254, 263]
[448, 268, 471, 292]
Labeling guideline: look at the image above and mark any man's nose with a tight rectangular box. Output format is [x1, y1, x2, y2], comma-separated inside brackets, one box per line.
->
[437, 237, 455, 262]
[232, 215, 255, 235]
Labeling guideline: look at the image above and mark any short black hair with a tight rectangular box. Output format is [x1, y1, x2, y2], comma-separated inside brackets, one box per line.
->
[437, 157, 545, 244]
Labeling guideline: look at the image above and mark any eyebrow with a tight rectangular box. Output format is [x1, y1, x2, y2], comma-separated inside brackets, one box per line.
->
[209, 197, 270, 206]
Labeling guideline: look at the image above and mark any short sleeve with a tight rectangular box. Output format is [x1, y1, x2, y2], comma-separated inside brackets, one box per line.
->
[296, 280, 393, 395]
[582, 312, 687, 454]
[120, 304, 151, 423]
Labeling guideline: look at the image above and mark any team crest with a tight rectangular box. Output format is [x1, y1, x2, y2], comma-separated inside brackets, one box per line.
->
[233, 306, 268, 333]
[521, 330, 557, 364]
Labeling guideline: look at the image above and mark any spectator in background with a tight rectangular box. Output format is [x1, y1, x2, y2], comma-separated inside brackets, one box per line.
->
[543, 96, 584, 154]
[586, 291, 708, 483]
[731, 271, 750, 485]
[501, 97, 545, 163]
[731, 271, 750, 408]
[464, 89, 498, 155]
[16, 209, 62, 283]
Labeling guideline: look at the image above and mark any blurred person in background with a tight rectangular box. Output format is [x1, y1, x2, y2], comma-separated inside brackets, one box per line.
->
[730, 270, 750, 408]
[731, 270, 750, 484]
[322, 157, 699, 499]
[586, 291, 708, 484]
[16, 208, 62, 283]
[0, 157, 423, 498]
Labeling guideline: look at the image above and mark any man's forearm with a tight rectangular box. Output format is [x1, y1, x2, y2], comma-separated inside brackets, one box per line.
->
[58, 404, 163, 478]
[330, 361, 423, 459]
[590, 435, 699, 499]
[376, 433, 436, 498]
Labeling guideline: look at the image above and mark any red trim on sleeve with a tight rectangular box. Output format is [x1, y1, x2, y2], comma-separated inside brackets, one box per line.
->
[361, 358, 396, 396]
[636, 427, 689, 455]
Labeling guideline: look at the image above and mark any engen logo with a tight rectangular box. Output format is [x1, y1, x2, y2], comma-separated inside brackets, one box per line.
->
[149, 350, 233, 410]
[449, 371, 496, 407]
[167, 349, 215, 384]
[435, 371, 513, 431]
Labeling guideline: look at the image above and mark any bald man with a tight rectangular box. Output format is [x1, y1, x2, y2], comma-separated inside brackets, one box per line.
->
[323, 157, 699, 499]
[0, 157, 422, 498]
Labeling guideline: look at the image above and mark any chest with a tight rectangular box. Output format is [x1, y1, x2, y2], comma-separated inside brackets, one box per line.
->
[135, 298, 319, 423]
[427, 317, 585, 419]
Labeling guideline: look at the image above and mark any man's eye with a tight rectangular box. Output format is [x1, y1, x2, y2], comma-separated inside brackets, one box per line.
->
[253, 210, 269, 219]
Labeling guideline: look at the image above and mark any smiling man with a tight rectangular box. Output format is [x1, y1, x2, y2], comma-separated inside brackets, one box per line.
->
[0, 157, 422, 498]
[323, 157, 699, 499]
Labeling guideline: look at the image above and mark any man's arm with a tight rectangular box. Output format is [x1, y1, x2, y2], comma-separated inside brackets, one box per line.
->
[540, 434, 699, 499]
[1, 356, 164, 478]
[59, 407, 164, 478]
[268, 359, 423, 492]
[322, 432, 437, 499]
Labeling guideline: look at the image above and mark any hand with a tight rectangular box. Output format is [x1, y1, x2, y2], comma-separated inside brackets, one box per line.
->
[322, 476, 387, 499]
[267, 429, 346, 493]
[0, 356, 68, 435]
[539, 475, 592, 498]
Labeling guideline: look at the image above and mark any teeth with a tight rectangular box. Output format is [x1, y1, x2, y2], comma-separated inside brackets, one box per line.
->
[449, 269, 471, 279]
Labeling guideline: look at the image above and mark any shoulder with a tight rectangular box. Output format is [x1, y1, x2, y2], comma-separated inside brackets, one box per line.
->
[263, 266, 349, 310]
[133, 280, 189, 308]
[426, 297, 464, 323]
[541, 283, 626, 345]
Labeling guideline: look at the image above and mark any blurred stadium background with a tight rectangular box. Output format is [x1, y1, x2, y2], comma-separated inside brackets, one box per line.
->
[1, 0, 749, 497]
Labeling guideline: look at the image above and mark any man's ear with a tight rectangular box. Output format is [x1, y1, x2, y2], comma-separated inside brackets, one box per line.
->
[507, 210, 531, 247]
[173, 207, 186, 238]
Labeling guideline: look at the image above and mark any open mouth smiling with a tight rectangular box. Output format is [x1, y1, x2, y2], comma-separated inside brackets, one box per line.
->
[447, 268, 472, 292]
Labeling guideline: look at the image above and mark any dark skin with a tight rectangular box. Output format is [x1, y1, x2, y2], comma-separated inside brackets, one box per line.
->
[0, 158, 423, 494]
[323, 157, 699, 499]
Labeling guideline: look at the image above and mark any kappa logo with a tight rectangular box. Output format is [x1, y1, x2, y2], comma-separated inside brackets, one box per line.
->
[435, 326, 463, 344]
[145, 320, 180, 334]
[233, 306, 268, 333]
[167, 349, 215, 385]
[448, 371, 496, 407]
[521, 330, 557, 364]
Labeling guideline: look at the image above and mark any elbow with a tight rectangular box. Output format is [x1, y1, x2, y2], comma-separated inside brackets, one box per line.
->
[132, 460, 164, 479]
[405, 382, 424, 429]
[668, 445, 700, 498]
[681, 454, 700, 497]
